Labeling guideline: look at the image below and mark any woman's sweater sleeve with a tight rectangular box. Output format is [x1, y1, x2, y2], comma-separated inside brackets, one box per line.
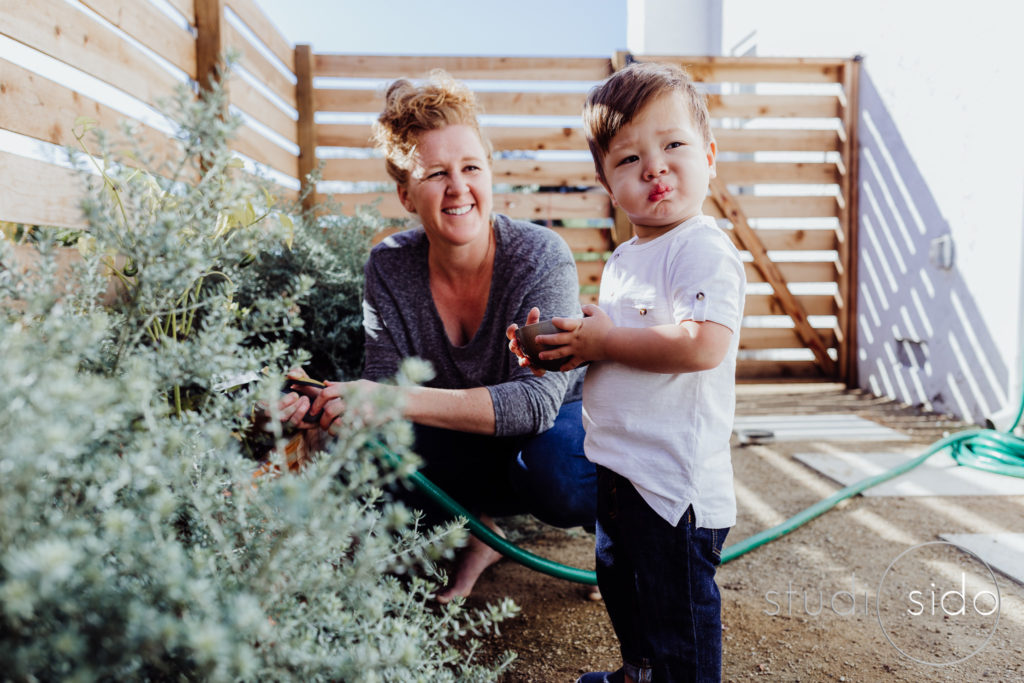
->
[486, 225, 584, 436]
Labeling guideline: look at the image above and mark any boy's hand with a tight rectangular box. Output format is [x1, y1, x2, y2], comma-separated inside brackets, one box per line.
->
[536, 304, 614, 369]
[506, 306, 547, 376]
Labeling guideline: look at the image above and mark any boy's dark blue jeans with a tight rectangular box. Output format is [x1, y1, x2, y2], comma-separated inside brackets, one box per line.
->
[596, 466, 729, 683]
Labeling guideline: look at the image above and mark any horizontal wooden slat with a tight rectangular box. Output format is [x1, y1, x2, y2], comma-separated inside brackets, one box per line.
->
[496, 191, 610, 221]
[321, 158, 598, 188]
[0, 58, 181, 167]
[491, 159, 599, 187]
[313, 54, 612, 81]
[315, 88, 589, 117]
[703, 195, 840, 219]
[315, 90, 840, 120]
[366, 223, 610, 258]
[744, 260, 837, 284]
[231, 125, 298, 179]
[318, 191, 610, 222]
[229, 76, 297, 146]
[739, 327, 838, 351]
[715, 128, 841, 153]
[576, 260, 606, 287]
[314, 123, 838, 158]
[0, 151, 86, 228]
[224, 21, 296, 109]
[318, 192, 403, 217]
[164, 0, 194, 24]
[552, 227, 613, 254]
[486, 126, 590, 152]
[319, 158, 391, 183]
[226, 0, 294, 73]
[316, 123, 590, 152]
[643, 56, 846, 84]
[725, 227, 838, 252]
[316, 124, 375, 149]
[320, 157, 596, 185]
[736, 359, 827, 381]
[319, 135, 840, 166]
[2, 0, 184, 110]
[79, 0, 196, 79]
[717, 161, 842, 185]
[744, 293, 838, 317]
[314, 88, 380, 113]
[707, 94, 841, 119]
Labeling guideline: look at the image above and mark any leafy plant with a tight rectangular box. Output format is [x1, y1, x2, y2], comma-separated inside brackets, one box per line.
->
[235, 195, 385, 383]
[0, 70, 515, 681]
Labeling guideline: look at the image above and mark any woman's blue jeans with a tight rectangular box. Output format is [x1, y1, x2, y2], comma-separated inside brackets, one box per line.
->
[404, 399, 596, 530]
[595, 466, 729, 682]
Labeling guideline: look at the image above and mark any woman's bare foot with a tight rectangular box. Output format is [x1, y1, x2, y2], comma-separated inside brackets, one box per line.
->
[435, 515, 504, 604]
[587, 585, 602, 601]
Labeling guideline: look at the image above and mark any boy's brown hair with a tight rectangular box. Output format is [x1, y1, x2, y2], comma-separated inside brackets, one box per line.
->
[582, 61, 713, 184]
[372, 69, 492, 186]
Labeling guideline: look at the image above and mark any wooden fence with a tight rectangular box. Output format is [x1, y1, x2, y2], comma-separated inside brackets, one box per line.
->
[0, 0, 859, 382]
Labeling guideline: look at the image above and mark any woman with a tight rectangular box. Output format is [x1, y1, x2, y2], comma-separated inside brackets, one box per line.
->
[281, 71, 596, 603]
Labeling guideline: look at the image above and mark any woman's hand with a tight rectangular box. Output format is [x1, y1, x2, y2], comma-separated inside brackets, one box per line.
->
[309, 378, 386, 436]
[278, 368, 324, 429]
[506, 306, 547, 376]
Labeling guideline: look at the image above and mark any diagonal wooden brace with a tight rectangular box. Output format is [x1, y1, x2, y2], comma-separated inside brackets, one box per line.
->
[709, 177, 837, 377]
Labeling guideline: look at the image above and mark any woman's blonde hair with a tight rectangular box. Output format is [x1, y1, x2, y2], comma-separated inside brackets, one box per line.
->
[372, 70, 492, 186]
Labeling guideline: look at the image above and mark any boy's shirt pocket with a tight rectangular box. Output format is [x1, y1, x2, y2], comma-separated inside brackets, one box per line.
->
[616, 293, 672, 327]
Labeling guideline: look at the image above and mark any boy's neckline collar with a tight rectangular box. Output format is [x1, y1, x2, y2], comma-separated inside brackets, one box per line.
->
[630, 214, 706, 246]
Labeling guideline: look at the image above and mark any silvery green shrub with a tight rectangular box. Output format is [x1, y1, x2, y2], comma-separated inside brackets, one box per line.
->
[0, 73, 515, 682]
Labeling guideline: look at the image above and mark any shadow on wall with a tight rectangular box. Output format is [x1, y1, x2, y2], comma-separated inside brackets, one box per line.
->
[856, 71, 1009, 426]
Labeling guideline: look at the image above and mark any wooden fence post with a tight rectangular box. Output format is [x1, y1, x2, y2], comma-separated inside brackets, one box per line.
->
[295, 44, 316, 213]
[838, 55, 862, 387]
[194, 0, 225, 94]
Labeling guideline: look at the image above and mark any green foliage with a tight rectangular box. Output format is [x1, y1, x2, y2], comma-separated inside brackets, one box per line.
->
[236, 197, 385, 383]
[0, 74, 515, 681]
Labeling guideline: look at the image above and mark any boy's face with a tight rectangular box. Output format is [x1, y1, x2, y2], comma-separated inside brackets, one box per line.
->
[598, 91, 716, 238]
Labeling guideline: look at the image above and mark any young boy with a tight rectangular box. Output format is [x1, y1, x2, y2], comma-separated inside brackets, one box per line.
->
[521, 62, 746, 682]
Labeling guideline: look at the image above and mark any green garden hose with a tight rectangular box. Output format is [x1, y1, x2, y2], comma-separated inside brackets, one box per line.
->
[371, 440, 598, 585]
[377, 379, 1024, 584]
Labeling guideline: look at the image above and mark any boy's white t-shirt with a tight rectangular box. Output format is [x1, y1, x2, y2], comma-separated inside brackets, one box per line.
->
[582, 214, 746, 529]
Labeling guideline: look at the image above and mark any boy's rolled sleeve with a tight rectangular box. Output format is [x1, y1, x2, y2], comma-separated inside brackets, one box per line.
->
[671, 232, 745, 333]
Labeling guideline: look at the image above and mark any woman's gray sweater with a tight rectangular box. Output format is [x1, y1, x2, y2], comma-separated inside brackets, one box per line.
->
[361, 214, 585, 437]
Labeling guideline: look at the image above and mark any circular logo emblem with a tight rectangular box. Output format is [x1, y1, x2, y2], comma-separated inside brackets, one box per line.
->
[876, 541, 1000, 665]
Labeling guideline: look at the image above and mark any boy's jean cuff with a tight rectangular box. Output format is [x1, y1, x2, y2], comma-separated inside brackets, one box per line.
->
[623, 659, 653, 683]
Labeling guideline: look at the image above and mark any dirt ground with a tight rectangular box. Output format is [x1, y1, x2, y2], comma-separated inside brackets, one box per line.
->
[468, 383, 1024, 682]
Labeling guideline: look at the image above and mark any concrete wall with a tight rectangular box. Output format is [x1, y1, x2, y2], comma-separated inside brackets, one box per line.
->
[627, 0, 723, 55]
[629, 0, 1024, 425]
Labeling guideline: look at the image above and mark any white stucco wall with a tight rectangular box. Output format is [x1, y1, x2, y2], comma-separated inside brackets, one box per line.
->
[626, 0, 723, 55]
[628, 0, 1024, 424]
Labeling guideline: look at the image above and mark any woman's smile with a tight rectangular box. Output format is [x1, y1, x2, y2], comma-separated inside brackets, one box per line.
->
[396, 124, 494, 249]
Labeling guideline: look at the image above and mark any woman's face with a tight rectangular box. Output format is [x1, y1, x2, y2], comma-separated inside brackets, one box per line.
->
[397, 124, 494, 248]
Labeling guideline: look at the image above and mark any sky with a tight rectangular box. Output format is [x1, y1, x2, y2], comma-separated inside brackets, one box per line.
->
[252, 0, 627, 56]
